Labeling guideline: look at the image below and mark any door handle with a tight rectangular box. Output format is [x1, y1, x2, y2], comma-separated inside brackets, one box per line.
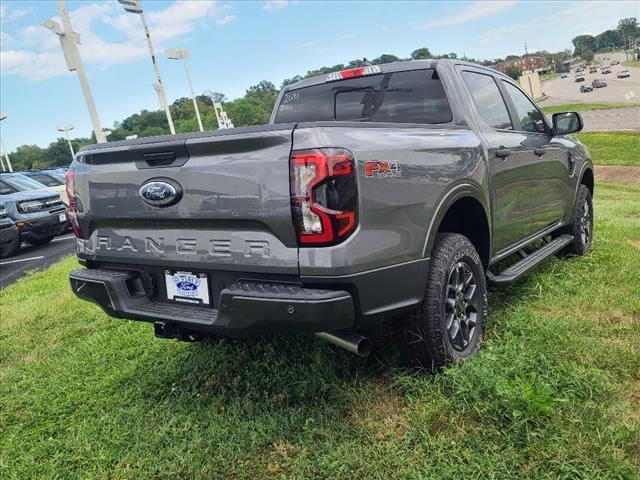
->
[495, 148, 511, 158]
[534, 148, 546, 156]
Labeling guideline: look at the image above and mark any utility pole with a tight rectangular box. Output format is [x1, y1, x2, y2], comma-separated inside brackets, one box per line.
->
[118, 0, 175, 135]
[166, 48, 203, 131]
[42, 0, 107, 143]
[57, 124, 75, 160]
[0, 112, 14, 172]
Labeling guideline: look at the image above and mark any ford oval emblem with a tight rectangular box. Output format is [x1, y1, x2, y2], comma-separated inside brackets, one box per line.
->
[139, 180, 180, 207]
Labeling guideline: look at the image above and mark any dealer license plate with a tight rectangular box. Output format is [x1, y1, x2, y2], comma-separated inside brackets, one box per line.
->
[164, 270, 210, 306]
[58, 213, 67, 223]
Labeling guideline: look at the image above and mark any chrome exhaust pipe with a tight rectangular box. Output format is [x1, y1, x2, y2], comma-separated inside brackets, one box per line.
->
[315, 331, 371, 357]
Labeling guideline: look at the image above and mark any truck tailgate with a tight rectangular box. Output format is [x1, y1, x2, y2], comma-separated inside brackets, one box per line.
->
[74, 126, 298, 274]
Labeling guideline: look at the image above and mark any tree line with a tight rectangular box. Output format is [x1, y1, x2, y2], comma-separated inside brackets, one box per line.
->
[572, 17, 638, 62]
[7, 17, 638, 171]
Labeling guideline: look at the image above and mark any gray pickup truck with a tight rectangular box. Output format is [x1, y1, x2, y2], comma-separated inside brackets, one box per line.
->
[68, 60, 594, 369]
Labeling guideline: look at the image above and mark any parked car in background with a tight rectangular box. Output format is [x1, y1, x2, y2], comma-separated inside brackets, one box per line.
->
[592, 78, 607, 88]
[580, 83, 593, 93]
[611, 60, 620, 65]
[600, 66, 611, 74]
[23, 170, 65, 187]
[0, 204, 21, 259]
[0, 190, 67, 246]
[575, 74, 586, 82]
[589, 66, 598, 73]
[617, 69, 631, 78]
[560, 73, 568, 78]
[1, 172, 68, 205]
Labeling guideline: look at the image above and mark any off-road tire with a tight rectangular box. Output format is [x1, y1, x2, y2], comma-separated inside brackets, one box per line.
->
[562, 184, 593, 256]
[0, 235, 20, 259]
[395, 233, 488, 371]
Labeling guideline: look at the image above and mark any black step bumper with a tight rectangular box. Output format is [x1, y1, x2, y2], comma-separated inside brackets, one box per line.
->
[69, 268, 354, 338]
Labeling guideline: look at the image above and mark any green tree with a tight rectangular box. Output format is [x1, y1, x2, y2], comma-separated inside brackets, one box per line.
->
[572, 34, 597, 56]
[617, 17, 638, 47]
[581, 48, 595, 63]
[372, 54, 402, 64]
[411, 47, 432, 60]
[505, 65, 520, 80]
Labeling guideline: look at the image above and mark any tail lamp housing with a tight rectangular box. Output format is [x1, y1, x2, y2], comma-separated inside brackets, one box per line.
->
[65, 169, 82, 238]
[291, 148, 358, 246]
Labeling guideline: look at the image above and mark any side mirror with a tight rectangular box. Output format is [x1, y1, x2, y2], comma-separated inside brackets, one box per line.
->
[552, 112, 583, 135]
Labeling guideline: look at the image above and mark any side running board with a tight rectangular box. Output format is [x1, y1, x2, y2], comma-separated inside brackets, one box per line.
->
[486, 234, 574, 286]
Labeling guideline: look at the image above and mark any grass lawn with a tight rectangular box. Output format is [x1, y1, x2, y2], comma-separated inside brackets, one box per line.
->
[541, 103, 640, 114]
[622, 60, 640, 68]
[539, 72, 559, 82]
[575, 132, 640, 167]
[1, 180, 639, 478]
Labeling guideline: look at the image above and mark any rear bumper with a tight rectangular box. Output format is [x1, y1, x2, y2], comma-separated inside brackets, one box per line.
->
[69, 268, 354, 338]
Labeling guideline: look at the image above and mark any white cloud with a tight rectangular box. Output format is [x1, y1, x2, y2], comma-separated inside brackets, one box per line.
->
[0, 1, 237, 81]
[0, 5, 32, 23]
[478, 1, 636, 50]
[418, 1, 517, 29]
[263, 0, 295, 11]
[216, 14, 236, 26]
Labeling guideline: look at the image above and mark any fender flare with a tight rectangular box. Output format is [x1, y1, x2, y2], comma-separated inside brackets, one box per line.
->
[421, 182, 491, 259]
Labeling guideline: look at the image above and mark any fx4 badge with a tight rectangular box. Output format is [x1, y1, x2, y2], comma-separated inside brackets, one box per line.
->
[364, 161, 401, 179]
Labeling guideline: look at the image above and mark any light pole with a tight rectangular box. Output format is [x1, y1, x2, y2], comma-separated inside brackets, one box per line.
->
[57, 124, 75, 160]
[0, 112, 13, 172]
[202, 90, 234, 129]
[118, 0, 175, 135]
[166, 48, 203, 132]
[42, 0, 107, 143]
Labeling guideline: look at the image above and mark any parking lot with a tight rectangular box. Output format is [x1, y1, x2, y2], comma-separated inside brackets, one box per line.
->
[541, 52, 639, 105]
[0, 234, 75, 289]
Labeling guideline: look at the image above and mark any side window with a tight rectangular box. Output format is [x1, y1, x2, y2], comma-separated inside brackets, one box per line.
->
[461, 71, 512, 130]
[0, 180, 17, 195]
[502, 81, 547, 134]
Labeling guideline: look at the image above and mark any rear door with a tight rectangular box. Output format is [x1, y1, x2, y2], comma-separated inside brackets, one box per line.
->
[500, 80, 572, 234]
[459, 69, 536, 252]
[74, 126, 299, 274]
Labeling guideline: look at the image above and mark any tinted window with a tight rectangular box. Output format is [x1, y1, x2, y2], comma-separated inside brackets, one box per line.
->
[0, 180, 17, 195]
[502, 81, 547, 133]
[1, 174, 45, 191]
[461, 71, 512, 130]
[275, 69, 453, 124]
[29, 173, 63, 187]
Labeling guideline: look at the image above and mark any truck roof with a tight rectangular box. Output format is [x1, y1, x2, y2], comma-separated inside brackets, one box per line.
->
[284, 59, 511, 91]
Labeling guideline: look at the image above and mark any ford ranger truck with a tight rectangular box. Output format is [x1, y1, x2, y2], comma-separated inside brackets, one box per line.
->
[68, 60, 594, 369]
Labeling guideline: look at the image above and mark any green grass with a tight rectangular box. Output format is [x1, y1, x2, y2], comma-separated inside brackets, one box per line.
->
[539, 72, 559, 82]
[622, 60, 640, 68]
[541, 103, 640, 114]
[2, 183, 640, 479]
[576, 131, 640, 166]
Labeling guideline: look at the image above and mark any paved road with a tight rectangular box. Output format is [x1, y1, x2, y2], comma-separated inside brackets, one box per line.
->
[0, 234, 76, 289]
[578, 107, 640, 131]
[541, 52, 639, 106]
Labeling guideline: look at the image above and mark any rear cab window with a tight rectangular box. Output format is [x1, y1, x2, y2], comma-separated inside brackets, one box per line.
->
[275, 69, 453, 124]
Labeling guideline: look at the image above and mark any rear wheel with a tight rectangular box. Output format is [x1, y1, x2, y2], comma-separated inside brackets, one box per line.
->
[395, 233, 488, 370]
[0, 235, 21, 259]
[562, 184, 593, 256]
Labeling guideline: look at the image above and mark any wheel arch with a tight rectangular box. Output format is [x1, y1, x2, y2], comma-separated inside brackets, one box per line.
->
[580, 167, 594, 195]
[423, 185, 491, 267]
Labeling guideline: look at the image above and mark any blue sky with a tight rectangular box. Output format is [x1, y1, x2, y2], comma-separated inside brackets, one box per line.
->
[1, 0, 638, 150]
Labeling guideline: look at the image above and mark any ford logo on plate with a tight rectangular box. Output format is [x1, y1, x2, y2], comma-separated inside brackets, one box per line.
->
[139, 180, 180, 207]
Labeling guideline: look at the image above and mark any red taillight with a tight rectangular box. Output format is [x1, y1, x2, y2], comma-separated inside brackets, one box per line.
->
[65, 170, 82, 238]
[291, 148, 358, 246]
[326, 65, 381, 82]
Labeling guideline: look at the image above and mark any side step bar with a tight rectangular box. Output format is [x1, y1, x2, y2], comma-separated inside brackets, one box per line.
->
[486, 234, 574, 286]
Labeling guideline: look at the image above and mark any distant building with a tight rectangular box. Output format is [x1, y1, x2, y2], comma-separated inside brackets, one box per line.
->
[493, 55, 548, 75]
